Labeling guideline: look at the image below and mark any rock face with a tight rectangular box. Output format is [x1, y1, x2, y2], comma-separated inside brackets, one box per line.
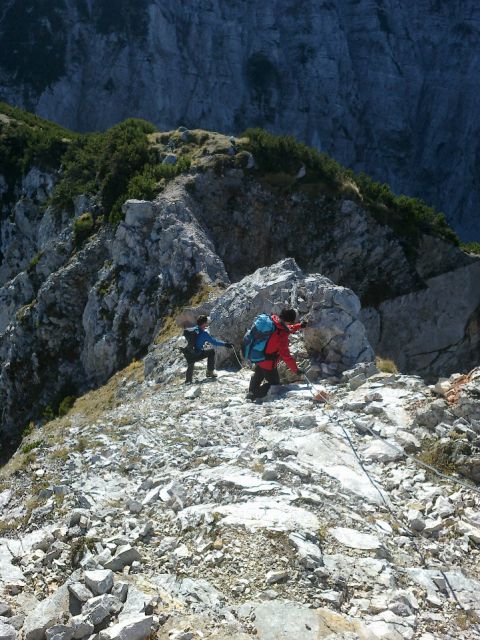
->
[1, 1, 480, 239]
[0, 180, 229, 444]
[361, 259, 480, 379]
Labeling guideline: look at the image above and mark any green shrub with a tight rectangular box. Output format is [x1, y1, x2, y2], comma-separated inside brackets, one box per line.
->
[73, 212, 94, 245]
[418, 437, 457, 475]
[42, 405, 55, 422]
[58, 395, 75, 416]
[51, 119, 156, 217]
[76, 437, 88, 453]
[242, 127, 343, 186]
[21, 439, 43, 454]
[0, 102, 73, 202]
[461, 241, 480, 255]
[125, 165, 158, 202]
[353, 173, 459, 245]
[242, 128, 459, 247]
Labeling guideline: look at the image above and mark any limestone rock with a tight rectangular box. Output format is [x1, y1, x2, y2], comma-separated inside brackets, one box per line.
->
[23, 585, 70, 640]
[45, 625, 74, 640]
[243, 601, 377, 639]
[0, 621, 16, 640]
[203, 258, 374, 374]
[330, 527, 382, 551]
[82, 594, 123, 626]
[98, 615, 152, 640]
[104, 546, 142, 571]
[84, 570, 114, 596]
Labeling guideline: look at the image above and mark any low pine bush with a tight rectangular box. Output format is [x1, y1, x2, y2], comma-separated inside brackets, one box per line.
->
[73, 212, 94, 245]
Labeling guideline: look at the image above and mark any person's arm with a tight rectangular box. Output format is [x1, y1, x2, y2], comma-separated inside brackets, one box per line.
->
[278, 334, 299, 373]
[288, 322, 303, 334]
[203, 330, 226, 347]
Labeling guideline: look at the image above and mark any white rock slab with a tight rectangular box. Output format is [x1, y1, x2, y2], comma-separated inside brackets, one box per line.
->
[279, 431, 390, 505]
[407, 568, 480, 608]
[330, 527, 382, 550]
[216, 498, 320, 532]
[0, 621, 16, 640]
[240, 601, 377, 639]
[362, 439, 404, 463]
[323, 555, 394, 588]
[0, 528, 55, 587]
[194, 465, 281, 494]
[352, 385, 416, 430]
[99, 614, 152, 640]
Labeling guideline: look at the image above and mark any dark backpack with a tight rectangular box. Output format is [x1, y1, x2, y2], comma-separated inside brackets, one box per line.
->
[181, 326, 199, 356]
[241, 314, 277, 363]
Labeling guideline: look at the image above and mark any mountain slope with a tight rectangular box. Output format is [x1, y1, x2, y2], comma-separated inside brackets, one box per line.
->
[1, 1, 480, 240]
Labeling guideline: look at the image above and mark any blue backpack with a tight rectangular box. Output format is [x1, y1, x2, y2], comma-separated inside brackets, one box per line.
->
[242, 314, 277, 363]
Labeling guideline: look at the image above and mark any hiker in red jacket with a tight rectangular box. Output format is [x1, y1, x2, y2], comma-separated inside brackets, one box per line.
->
[246, 308, 307, 401]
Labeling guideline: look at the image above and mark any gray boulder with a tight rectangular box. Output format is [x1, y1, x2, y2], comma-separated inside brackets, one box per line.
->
[98, 615, 152, 640]
[104, 545, 141, 572]
[82, 594, 122, 626]
[84, 570, 114, 596]
[99, 615, 153, 640]
[204, 258, 374, 374]
[69, 616, 94, 640]
[45, 625, 74, 640]
[23, 585, 70, 640]
[0, 621, 16, 640]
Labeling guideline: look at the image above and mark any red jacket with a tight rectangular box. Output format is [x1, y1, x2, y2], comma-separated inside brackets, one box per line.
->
[258, 315, 302, 373]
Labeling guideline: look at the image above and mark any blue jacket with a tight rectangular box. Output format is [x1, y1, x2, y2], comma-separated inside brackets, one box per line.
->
[193, 327, 226, 351]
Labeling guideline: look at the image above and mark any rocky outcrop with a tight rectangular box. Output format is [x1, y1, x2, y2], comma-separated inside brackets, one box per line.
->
[0, 184, 229, 444]
[361, 260, 480, 379]
[2, 1, 480, 239]
[81, 194, 228, 385]
[160, 171, 480, 379]
[199, 258, 374, 375]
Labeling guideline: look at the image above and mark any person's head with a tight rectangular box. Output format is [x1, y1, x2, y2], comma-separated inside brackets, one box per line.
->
[279, 308, 297, 323]
[196, 315, 209, 329]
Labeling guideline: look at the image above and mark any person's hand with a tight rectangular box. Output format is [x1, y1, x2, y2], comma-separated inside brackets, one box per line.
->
[297, 367, 306, 375]
[300, 320, 308, 328]
[224, 342, 234, 349]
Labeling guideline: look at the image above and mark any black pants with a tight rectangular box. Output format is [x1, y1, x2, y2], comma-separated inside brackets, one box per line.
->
[249, 365, 280, 398]
[184, 349, 215, 383]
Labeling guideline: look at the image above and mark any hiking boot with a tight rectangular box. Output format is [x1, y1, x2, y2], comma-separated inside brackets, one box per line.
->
[206, 370, 218, 378]
[246, 392, 255, 402]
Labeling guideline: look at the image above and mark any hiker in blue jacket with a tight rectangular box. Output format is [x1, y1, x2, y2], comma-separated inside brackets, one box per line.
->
[182, 315, 233, 383]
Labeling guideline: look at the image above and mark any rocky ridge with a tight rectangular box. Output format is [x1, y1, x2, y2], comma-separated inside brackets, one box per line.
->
[1, 326, 480, 639]
[1, 140, 480, 446]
